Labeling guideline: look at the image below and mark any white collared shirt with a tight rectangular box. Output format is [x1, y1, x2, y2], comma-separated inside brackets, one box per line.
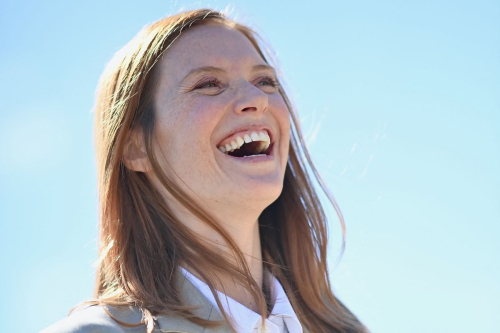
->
[181, 267, 303, 333]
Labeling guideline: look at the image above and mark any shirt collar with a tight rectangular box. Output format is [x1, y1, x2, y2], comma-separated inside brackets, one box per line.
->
[181, 267, 303, 333]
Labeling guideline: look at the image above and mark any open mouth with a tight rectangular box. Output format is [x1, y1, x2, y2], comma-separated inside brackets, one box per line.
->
[217, 130, 272, 158]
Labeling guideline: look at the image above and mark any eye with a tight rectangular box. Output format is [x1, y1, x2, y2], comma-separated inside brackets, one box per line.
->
[256, 76, 279, 88]
[194, 78, 221, 89]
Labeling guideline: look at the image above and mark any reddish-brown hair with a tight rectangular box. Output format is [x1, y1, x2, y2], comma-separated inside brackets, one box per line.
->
[91, 8, 367, 333]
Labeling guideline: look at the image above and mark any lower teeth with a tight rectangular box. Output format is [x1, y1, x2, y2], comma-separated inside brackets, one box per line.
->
[243, 154, 266, 158]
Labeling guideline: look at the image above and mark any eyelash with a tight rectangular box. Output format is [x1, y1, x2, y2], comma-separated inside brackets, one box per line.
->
[195, 79, 220, 89]
[193, 76, 279, 90]
[257, 76, 279, 88]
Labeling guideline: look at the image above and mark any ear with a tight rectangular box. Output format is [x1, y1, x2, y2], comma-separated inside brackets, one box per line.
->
[122, 130, 152, 173]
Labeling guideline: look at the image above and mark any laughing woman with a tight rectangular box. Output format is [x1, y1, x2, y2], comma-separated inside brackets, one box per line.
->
[42, 9, 367, 333]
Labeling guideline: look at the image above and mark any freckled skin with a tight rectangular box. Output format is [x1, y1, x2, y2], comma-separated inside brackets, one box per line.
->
[151, 23, 291, 218]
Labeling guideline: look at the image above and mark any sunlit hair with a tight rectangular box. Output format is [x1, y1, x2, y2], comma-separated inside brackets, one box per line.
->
[90, 8, 366, 333]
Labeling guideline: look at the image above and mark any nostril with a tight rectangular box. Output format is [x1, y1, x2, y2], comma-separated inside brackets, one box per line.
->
[241, 106, 257, 112]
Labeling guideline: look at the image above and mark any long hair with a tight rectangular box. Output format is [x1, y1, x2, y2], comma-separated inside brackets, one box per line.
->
[91, 8, 367, 333]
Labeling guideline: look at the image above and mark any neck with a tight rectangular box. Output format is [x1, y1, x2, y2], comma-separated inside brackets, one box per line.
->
[175, 205, 265, 312]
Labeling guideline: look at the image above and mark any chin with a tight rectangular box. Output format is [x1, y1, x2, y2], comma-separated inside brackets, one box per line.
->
[237, 175, 284, 208]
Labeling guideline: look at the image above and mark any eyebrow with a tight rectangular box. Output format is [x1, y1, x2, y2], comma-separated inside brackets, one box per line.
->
[180, 64, 277, 83]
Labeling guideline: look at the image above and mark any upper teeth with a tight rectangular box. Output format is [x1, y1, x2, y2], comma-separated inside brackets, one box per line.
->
[218, 130, 271, 154]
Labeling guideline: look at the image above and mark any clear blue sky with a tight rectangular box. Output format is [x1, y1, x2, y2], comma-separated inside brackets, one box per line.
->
[0, 0, 498, 332]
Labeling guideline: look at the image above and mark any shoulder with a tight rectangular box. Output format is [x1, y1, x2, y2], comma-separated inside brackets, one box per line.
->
[40, 304, 147, 333]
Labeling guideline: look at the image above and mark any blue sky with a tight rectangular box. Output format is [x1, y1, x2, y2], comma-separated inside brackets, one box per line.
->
[0, 0, 498, 332]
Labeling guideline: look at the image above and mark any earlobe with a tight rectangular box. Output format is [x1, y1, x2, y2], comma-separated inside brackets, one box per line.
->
[122, 131, 152, 173]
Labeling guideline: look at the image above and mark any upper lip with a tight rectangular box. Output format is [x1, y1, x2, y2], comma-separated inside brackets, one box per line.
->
[216, 124, 274, 147]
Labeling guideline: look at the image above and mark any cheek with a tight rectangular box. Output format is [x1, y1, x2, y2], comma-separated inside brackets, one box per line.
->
[187, 98, 223, 126]
[269, 95, 291, 168]
[184, 98, 224, 148]
[158, 96, 226, 171]
[152, 108, 216, 184]
[270, 94, 291, 135]
[184, 95, 230, 143]
[158, 95, 220, 143]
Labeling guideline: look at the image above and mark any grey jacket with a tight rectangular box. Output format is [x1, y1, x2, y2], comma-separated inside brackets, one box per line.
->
[41, 272, 309, 333]
[41, 271, 235, 333]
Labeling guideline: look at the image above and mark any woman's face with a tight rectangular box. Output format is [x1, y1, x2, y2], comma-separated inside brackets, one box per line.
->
[151, 23, 290, 212]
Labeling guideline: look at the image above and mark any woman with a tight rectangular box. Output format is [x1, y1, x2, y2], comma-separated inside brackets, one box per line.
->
[43, 8, 367, 333]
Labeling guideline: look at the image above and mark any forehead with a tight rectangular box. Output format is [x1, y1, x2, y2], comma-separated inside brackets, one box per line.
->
[158, 23, 266, 80]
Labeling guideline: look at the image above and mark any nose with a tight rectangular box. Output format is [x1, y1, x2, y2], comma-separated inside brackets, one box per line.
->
[232, 81, 268, 115]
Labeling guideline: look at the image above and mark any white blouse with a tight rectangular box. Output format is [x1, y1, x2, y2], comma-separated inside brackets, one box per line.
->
[181, 267, 303, 333]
